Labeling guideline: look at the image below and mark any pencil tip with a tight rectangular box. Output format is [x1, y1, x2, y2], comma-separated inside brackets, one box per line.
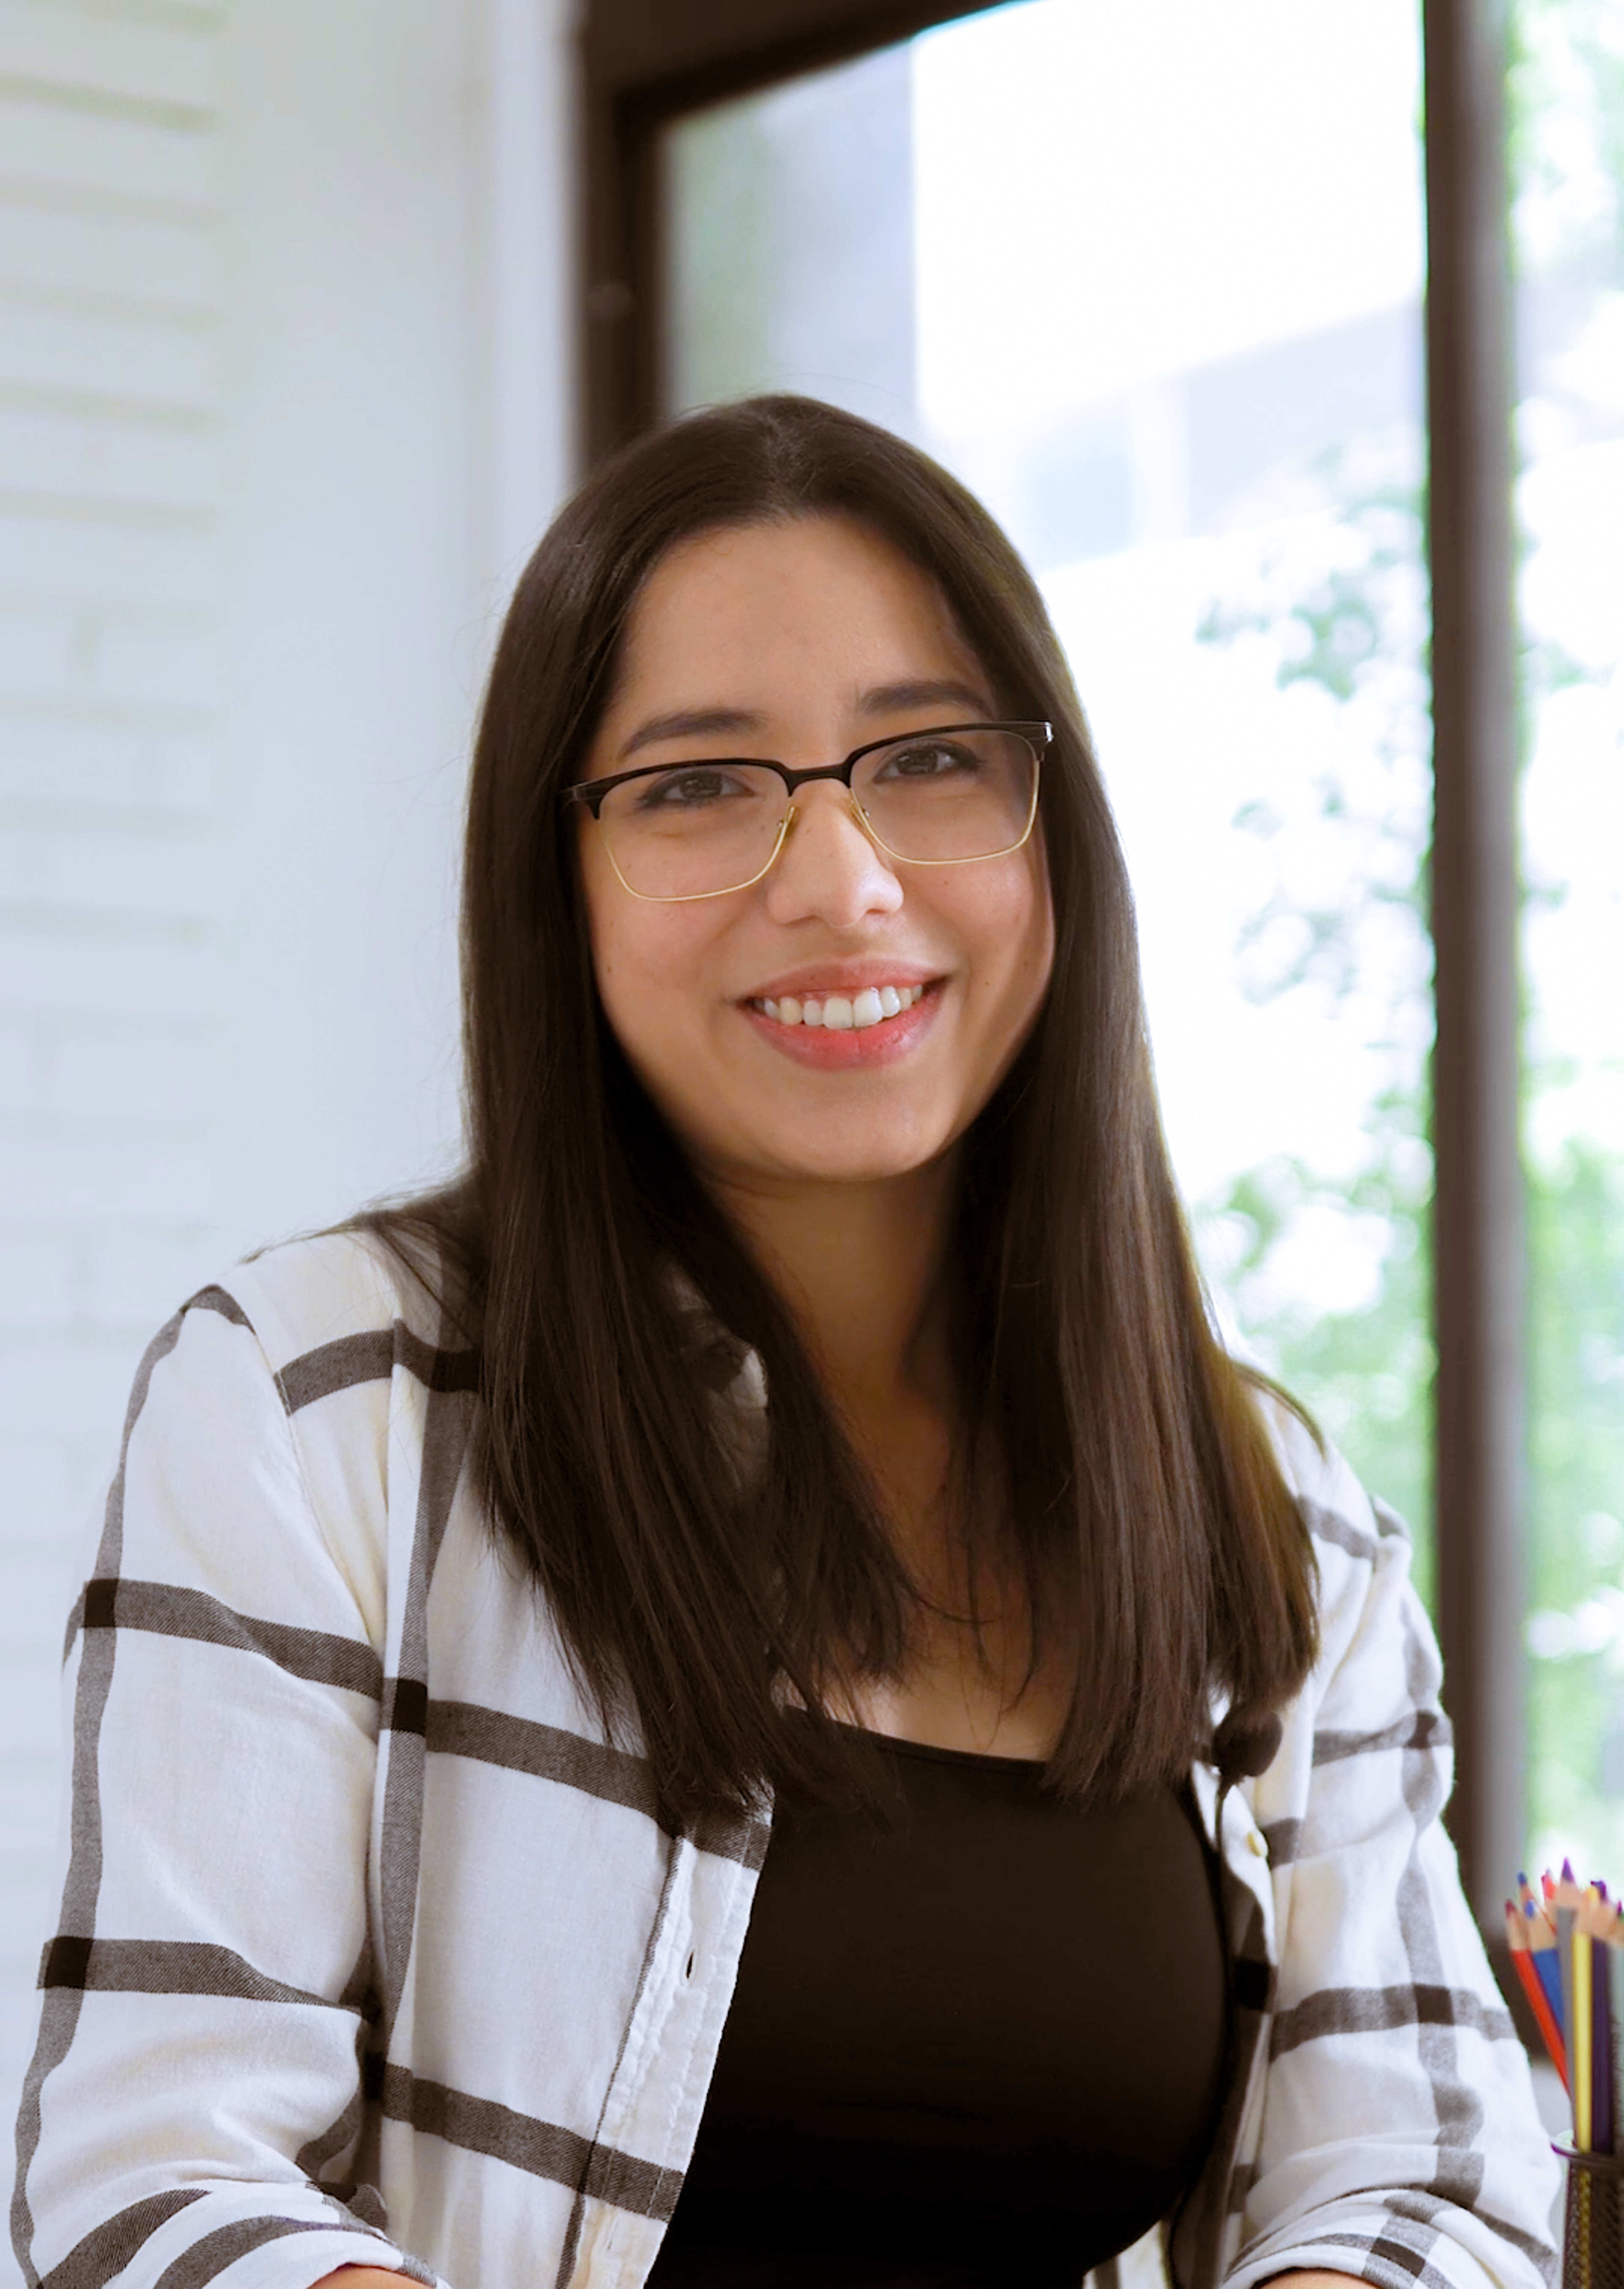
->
[1564, 1857, 1577, 1882]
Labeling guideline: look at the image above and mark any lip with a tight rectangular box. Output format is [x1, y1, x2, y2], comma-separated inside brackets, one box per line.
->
[740, 977, 944, 1069]
[738, 959, 941, 1003]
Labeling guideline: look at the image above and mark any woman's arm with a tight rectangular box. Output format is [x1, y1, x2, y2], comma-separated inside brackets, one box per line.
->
[13, 1287, 425, 2289]
[1222, 1414, 1559, 2289]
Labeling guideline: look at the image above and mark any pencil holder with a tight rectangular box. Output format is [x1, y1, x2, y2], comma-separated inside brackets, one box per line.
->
[1557, 2146, 1624, 2289]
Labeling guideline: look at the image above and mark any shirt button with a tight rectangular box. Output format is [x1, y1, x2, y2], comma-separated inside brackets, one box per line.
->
[1247, 1830, 1269, 1858]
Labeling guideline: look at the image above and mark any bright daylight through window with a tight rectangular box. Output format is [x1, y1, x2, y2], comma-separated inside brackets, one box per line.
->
[663, 0, 1624, 1871]
[1511, 0, 1624, 1877]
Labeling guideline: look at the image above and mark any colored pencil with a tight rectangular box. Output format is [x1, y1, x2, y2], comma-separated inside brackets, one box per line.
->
[1557, 1861, 1585, 2108]
[1507, 1900, 1568, 2087]
[1608, 1929, 1624, 2158]
[1506, 1862, 1624, 2164]
[1575, 1909, 1595, 2149]
[1594, 1931, 1614, 2154]
[1527, 1897, 1567, 2042]
[1587, 1893, 1613, 2155]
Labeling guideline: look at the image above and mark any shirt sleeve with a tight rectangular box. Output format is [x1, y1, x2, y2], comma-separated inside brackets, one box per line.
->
[1224, 1421, 1560, 2289]
[11, 1286, 438, 2289]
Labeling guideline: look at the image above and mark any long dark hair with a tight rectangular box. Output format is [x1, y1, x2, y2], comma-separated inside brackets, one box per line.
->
[367, 395, 1317, 1830]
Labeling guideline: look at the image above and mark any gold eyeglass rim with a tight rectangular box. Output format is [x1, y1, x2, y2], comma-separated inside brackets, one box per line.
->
[560, 719, 1051, 904]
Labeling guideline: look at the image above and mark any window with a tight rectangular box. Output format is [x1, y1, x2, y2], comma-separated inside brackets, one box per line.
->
[1511, 0, 1624, 1880]
[662, 1, 1435, 1575]
[582, 0, 1624, 1979]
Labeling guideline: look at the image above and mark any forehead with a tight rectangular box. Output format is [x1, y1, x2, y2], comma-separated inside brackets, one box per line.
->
[610, 515, 989, 703]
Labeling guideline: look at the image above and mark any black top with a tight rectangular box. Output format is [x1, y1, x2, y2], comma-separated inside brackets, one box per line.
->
[647, 1727, 1231, 2289]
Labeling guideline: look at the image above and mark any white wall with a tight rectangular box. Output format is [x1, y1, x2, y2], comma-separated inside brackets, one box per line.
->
[0, 0, 575, 2249]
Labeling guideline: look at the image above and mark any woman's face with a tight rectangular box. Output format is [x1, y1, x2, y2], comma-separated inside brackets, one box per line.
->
[575, 514, 1055, 1197]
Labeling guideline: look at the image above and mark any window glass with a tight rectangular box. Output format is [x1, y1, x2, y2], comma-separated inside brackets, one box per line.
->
[665, 43, 916, 436]
[1510, 0, 1624, 1878]
[912, 0, 1432, 1581]
[664, 1, 1431, 1570]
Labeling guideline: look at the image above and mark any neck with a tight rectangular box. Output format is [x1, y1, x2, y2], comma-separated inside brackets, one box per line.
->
[708, 1154, 960, 1430]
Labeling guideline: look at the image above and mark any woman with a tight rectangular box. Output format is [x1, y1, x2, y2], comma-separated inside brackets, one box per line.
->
[14, 398, 1555, 2289]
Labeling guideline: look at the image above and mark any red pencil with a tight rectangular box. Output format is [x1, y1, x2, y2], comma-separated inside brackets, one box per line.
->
[1507, 1899, 1569, 2088]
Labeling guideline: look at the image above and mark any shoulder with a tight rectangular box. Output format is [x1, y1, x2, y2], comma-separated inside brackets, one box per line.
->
[162, 1225, 472, 1512]
[1237, 1384, 1452, 1865]
[126, 1230, 476, 1648]
[112, 1230, 429, 1466]
[1245, 1379, 1428, 1689]
[88, 1233, 454, 1655]
[217, 1226, 447, 1375]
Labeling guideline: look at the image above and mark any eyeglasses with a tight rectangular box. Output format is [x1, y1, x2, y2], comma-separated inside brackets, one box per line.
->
[561, 722, 1050, 903]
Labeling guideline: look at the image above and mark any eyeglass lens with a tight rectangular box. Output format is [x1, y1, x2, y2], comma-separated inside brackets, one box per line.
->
[594, 728, 1038, 900]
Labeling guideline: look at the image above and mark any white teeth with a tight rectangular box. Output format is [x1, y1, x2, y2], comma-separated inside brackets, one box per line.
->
[753, 983, 927, 1029]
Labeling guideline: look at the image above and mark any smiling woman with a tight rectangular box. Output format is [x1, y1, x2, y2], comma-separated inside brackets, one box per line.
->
[11, 399, 1557, 2289]
[574, 519, 1052, 1187]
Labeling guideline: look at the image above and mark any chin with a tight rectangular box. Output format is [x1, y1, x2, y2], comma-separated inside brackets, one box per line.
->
[736, 1120, 955, 1190]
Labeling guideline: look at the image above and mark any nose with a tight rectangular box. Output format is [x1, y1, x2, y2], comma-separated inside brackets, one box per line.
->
[761, 782, 904, 929]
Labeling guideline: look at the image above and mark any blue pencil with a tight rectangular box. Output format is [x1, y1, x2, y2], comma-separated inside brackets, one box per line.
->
[1526, 1898, 1566, 2042]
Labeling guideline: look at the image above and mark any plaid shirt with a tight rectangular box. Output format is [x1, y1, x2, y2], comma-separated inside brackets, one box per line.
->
[12, 1235, 1559, 2289]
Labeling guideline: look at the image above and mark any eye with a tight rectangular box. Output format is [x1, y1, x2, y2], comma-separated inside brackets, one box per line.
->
[628, 764, 761, 814]
[876, 738, 983, 780]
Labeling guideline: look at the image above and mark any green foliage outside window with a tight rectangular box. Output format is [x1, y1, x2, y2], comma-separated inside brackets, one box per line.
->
[1193, 468, 1437, 1597]
[1195, 0, 1624, 1862]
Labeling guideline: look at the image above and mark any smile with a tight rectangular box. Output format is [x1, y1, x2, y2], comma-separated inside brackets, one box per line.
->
[750, 984, 928, 1031]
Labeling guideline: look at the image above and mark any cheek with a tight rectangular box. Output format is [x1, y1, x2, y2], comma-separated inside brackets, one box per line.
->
[974, 852, 1054, 1008]
[591, 924, 674, 1048]
[579, 848, 662, 1079]
[582, 876, 725, 1088]
[588, 938, 690, 1134]
[1026, 863, 1057, 996]
[580, 836, 664, 1009]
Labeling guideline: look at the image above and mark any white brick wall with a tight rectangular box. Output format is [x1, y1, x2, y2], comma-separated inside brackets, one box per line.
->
[0, 3, 228, 2187]
[0, 0, 575, 2261]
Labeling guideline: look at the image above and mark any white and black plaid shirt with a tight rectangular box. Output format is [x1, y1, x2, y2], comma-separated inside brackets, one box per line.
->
[12, 1235, 1559, 2289]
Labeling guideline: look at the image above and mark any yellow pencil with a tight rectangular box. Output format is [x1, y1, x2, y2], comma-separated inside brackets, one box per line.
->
[1575, 1903, 1595, 2149]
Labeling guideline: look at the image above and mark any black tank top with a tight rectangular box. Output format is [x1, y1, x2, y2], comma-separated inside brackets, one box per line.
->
[647, 1726, 1230, 2289]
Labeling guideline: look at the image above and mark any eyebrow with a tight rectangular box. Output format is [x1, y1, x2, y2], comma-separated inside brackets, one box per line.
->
[618, 708, 768, 762]
[616, 681, 997, 763]
[859, 678, 996, 719]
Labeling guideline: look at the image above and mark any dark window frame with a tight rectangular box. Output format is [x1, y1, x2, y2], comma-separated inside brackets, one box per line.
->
[579, 0, 990, 458]
[579, 0, 1527, 2009]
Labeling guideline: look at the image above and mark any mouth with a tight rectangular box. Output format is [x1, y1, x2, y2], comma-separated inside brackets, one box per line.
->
[746, 982, 930, 1032]
[738, 978, 944, 1069]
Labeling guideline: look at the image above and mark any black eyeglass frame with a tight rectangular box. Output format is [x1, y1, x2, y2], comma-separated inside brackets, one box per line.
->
[561, 719, 1052, 900]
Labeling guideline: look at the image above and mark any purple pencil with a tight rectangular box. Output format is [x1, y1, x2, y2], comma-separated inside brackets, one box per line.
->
[1594, 1925, 1614, 2153]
